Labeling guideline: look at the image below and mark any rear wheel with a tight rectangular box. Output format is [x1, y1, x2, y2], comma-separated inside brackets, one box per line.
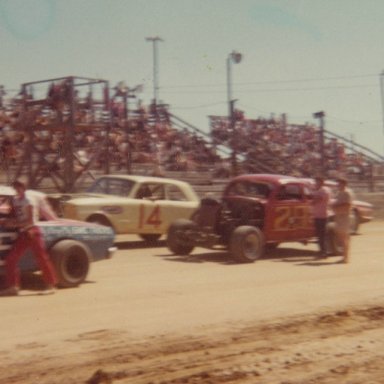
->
[50, 240, 91, 288]
[229, 226, 264, 263]
[167, 219, 197, 255]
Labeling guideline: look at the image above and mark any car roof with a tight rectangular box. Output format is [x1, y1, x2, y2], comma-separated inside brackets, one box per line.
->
[95, 174, 192, 187]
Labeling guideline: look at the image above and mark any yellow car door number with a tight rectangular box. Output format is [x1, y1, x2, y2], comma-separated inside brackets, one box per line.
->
[274, 206, 311, 231]
[139, 204, 162, 228]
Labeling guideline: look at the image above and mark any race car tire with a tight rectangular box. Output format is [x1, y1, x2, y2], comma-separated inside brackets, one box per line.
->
[139, 234, 162, 244]
[167, 219, 196, 255]
[50, 240, 91, 288]
[325, 223, 344, 256]
[229, 226, 265, 263]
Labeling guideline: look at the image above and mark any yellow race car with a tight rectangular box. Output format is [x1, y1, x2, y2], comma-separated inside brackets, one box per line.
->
[48, 175, 200, 244]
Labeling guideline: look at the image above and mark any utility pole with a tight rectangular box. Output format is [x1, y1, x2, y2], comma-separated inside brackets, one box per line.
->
[146, 36, 163, 106]
[313, 111, 326, 176]
[226, 51, 243, 176]
[114, 82, 143, 174]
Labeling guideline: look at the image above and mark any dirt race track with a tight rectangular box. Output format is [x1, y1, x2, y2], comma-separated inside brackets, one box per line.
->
[1, 221, 384, 384]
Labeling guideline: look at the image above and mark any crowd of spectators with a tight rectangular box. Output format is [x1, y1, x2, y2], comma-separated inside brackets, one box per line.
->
[0, 79, 219, 179]
[0, 78, 379, 185]
[210, 112, 374, 179]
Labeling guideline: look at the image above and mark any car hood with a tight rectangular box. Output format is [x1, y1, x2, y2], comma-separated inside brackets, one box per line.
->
[49, 192, 110, 200]
[61, 195, 130, 206]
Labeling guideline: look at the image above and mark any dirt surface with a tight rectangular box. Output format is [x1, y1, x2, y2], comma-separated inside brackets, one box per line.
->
[1, 221, 384, 383]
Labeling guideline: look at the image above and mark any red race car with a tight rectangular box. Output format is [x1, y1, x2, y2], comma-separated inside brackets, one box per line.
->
[167, 174, 372, 263]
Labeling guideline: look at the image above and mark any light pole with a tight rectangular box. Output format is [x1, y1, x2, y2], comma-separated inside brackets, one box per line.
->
[226, 50, 243, 175]
[227, 50, 243, 116]
[146, 36, 163, 106]
[313, 111, 326, 176]
[113, 82, 143, 173]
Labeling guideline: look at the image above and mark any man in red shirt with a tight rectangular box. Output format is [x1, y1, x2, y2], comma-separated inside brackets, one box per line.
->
[0, 180, 57, 296]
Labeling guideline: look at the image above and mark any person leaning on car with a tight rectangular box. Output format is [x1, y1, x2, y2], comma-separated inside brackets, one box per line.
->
[311, 176, 331, 259]
[0, 180, 58, 296]
[26, 189, 58, 221]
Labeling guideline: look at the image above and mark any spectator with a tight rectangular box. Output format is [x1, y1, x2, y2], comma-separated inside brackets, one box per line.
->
[332, 177, 354, 264]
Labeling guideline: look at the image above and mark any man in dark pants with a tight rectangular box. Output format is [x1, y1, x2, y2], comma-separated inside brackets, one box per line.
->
[312, 176, 331, 259]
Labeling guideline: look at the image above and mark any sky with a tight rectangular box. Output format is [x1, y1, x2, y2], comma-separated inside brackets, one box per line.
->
[1, 0, 384, 155]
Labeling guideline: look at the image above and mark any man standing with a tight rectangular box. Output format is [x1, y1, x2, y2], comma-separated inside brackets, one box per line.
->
[0, 180, 57, 296]
[332, 177, 354, 264]
[312, 176, 331, 259]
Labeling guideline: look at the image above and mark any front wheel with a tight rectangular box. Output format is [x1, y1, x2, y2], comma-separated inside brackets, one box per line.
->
[50, 240, 91, 288]
[229, 226, 265, 263]
[167, 219, 197, 255]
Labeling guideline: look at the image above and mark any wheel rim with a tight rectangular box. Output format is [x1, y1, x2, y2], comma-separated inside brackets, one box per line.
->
[243, 233, 261, 259]
[66, 252, 88, 280]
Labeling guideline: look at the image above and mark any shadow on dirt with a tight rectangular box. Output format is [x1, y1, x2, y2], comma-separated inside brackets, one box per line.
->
[157, 247, 322, 265]
[115, 239, 166, 250]
[158, 251, 234, 265]
[0, 272, 97, 292]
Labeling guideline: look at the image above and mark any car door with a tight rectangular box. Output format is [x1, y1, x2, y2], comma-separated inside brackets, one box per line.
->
[134, 182, 198, 234]
[128, 182, 166, 234]
[157, 183, 199, 230]
[267, 183, 312, 242]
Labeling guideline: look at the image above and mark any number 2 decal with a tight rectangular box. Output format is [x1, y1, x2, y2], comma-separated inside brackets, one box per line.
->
[273, 205, 311, 231]
[139, 205, 162, 228]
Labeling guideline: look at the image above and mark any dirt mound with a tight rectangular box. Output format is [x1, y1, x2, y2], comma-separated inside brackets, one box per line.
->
[2, 304, 383, 384]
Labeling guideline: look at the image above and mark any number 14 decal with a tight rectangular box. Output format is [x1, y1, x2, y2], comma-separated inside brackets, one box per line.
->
[139, 204, 162, 228]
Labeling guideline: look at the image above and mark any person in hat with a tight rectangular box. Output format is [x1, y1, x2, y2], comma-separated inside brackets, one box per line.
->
[0, 179, 57, 296]
[311, 176, 331, 259]
[332, 177, 354, 263]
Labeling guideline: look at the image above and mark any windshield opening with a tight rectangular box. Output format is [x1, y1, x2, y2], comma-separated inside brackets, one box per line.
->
[87, 178, 134, 197]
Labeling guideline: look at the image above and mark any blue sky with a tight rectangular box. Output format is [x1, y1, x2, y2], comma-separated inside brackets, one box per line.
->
[1, 0, 384, 154]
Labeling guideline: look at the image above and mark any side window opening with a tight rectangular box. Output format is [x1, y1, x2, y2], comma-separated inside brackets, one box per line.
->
[277, 185, 302, 200]
[167, 185, 188, 201]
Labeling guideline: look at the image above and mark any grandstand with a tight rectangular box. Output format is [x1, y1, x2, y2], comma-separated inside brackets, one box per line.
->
[0, 76, 383, 193]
